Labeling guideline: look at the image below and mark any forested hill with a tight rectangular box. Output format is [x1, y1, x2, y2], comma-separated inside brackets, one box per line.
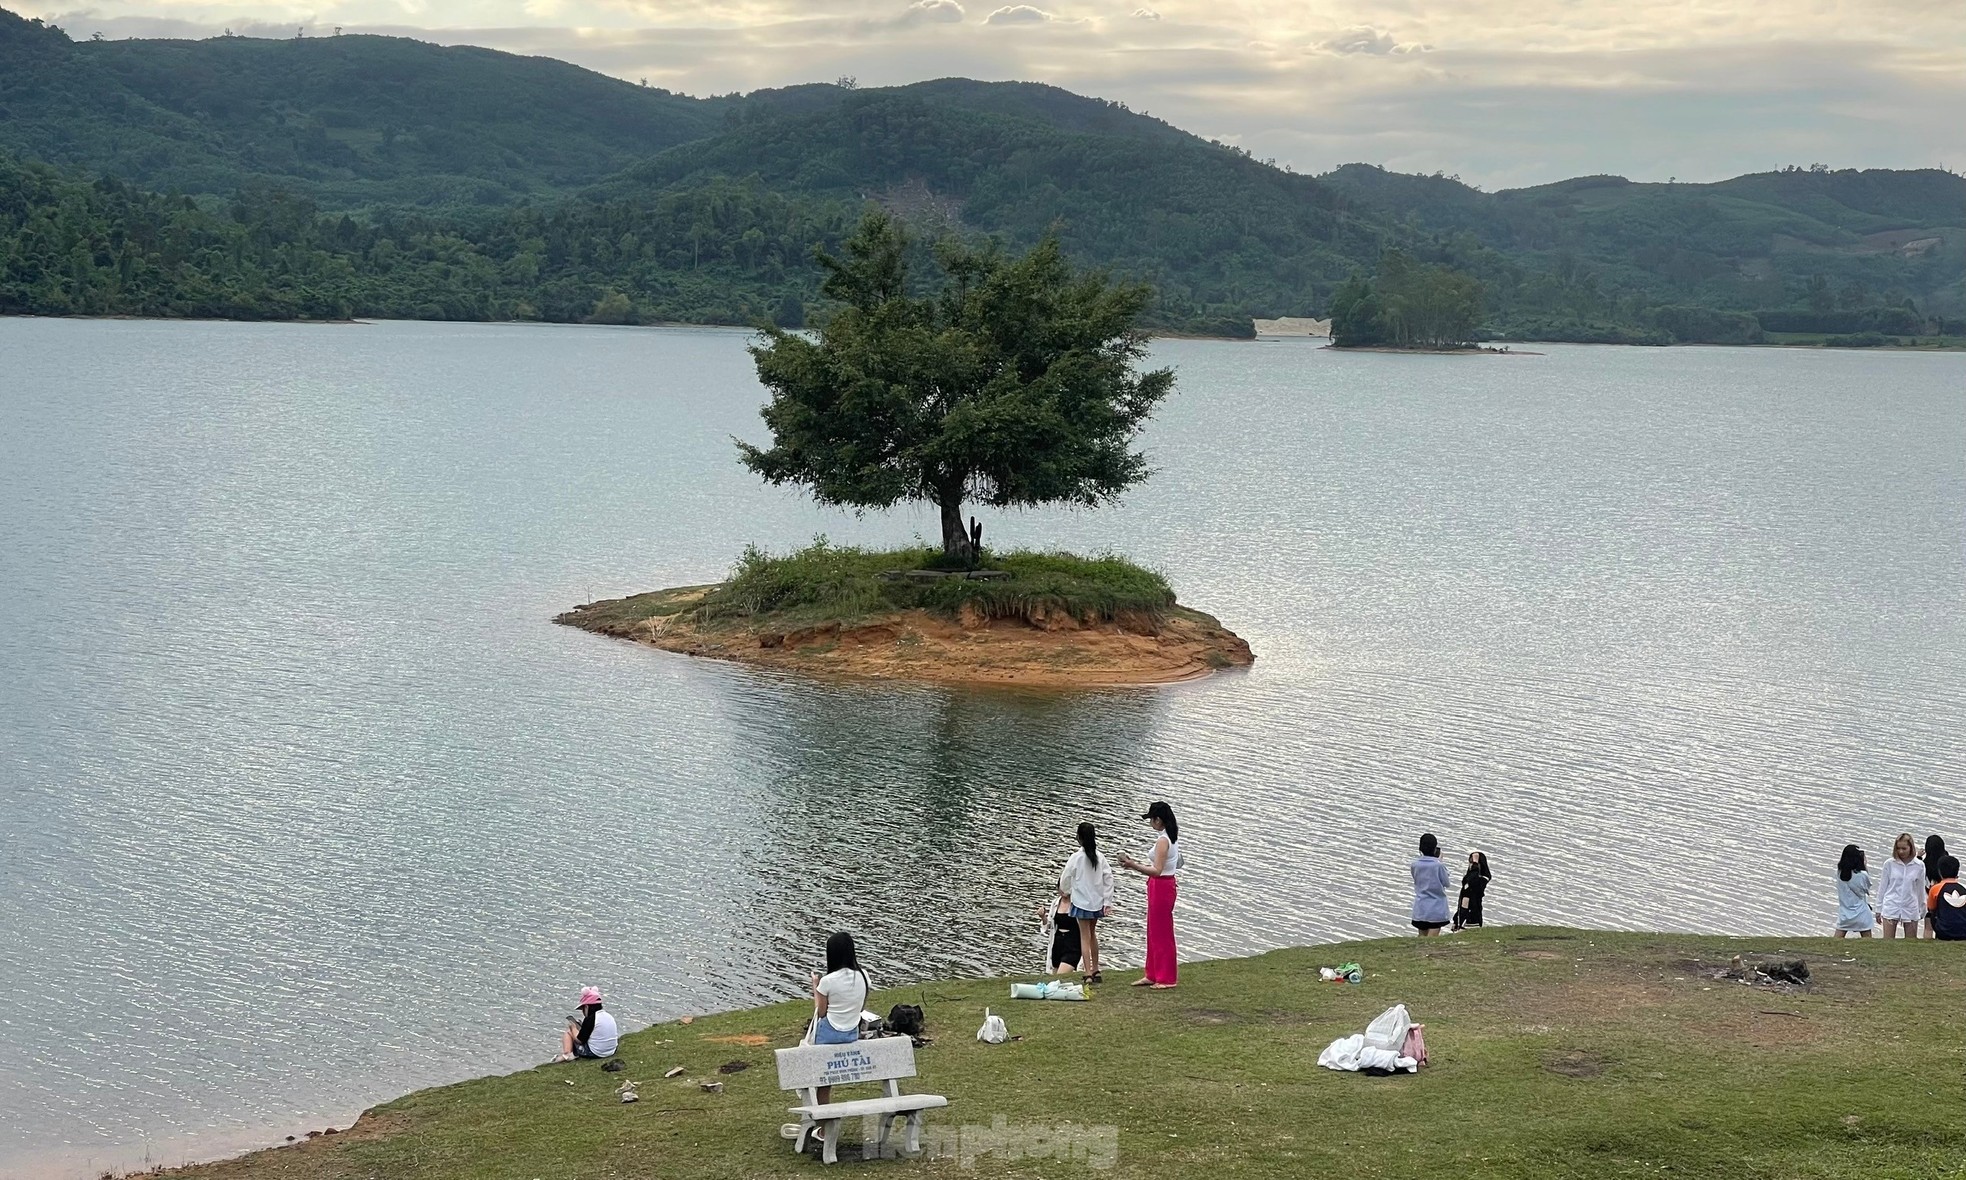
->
[1319, 164, 1966, 329]
[603, 80, 1388, 323]
[2, 5, 1960, 337]
[0, 7, 727, 205]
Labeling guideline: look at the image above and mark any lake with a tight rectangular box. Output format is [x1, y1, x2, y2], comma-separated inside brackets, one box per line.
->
[1, 319, 1961, 1177]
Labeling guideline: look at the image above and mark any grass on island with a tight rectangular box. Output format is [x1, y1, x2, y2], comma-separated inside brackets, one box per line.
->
[572, 540, 1180, 633]
[163, 929, 1966, 1180]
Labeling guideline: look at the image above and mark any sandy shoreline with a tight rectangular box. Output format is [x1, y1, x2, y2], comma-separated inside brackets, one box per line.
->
[555, 587, 1255, 688]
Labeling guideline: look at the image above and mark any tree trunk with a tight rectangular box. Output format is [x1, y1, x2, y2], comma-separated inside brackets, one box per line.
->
[938, 493, 969, 561]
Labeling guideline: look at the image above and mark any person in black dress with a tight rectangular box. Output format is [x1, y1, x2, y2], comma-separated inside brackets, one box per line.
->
[1452, 851, 1492, 931]
[1046, 896, 1083, 972]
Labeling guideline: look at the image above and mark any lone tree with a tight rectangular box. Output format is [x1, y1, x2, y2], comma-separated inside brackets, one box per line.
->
[743, 212, 1173, 560]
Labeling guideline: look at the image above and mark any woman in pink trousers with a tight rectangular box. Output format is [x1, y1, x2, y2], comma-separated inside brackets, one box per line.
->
[1121, 801, 1183, 989]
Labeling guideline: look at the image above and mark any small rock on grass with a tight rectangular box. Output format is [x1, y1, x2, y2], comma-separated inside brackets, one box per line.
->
[663, 1065, 686, 1078]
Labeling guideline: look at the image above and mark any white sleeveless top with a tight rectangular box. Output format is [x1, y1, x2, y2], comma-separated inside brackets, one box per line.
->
[1157, 835, 1183, 877]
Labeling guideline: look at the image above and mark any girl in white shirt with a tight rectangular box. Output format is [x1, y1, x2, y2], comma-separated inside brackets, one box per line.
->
[553, 986, 617, 1062]
[1059, 823, 1116, 984]
[1876, 833, 1927, 939]
[809, 931, 869, 1105]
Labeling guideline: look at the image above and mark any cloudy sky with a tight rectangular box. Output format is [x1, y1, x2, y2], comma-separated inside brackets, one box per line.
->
[18, 0, 1966, 188]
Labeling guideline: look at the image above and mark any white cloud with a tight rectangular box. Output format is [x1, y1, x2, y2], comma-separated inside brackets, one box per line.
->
[1130, 6, 1159, 18]
[984, 4, 1051, 25]
[899, 0, 963, 24]
[1319, 27, 1415, 56]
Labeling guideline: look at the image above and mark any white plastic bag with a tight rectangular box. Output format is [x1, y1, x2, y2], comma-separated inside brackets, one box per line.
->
[977, 1008, 1008, 1044]
[1363, 1003, 1412, 1052]
[1010, 980, 1087, 1001]
[1317, 1033, 1365, 1071]
[1319, 1033, 1418, 1074]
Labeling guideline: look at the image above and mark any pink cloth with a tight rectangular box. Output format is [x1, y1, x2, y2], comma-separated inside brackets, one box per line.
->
[1145, 875, 1178, 985]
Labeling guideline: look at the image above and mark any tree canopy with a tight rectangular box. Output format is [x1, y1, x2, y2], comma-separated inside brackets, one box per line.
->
[1331, 251, 1485, 349]
[742, 212, 1172, 557]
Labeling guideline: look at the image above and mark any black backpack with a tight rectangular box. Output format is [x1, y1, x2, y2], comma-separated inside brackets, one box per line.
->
[1935, 882, 1966, 940]
[886, 1004, 925, 1041]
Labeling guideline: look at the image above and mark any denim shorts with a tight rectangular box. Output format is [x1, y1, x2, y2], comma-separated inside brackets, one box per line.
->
[812, 1020, 859, 1046]
[1068, 906, 1103, 922]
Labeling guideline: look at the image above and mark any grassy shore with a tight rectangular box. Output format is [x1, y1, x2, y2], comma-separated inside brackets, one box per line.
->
[580, 541, 1180, 632]
[161, 929, 1965, 1180]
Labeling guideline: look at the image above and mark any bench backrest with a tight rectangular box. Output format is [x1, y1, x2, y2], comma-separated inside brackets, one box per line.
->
[776, 1036, 917, 1093]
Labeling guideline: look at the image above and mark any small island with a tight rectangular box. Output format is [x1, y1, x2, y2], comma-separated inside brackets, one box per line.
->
[1325, 250, 1510, 353]
[560, 212, 1253, 688]
[557, 543, 1252, 688]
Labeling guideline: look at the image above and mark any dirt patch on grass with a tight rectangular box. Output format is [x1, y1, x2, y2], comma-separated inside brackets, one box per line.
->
[557, 592, 1253, 688]
[1544, 1049, 1609, 1078]
[1516, 950, 1565, 961]
[701, 1034, 771, 1047]
[1184, 1008, 1239, 1025]
[1687, 1008, 1827, 1049]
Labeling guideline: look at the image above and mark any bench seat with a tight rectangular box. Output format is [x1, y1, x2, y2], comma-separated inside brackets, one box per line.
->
[776, 1036, 949, 1164]
[788, 1093, 949, 1122]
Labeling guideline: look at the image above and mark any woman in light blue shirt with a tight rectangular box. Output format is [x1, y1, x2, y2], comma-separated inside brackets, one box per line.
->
[1833, 844, 1875, 938]
[1410, 833, 1450, 936]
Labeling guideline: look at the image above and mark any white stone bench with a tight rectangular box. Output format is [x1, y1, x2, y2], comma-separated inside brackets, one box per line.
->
[775, 1036, 949, 1164]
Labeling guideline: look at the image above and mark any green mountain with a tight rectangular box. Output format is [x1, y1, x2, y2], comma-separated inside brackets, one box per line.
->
[0, 8, 727, 206]
[1320, 164, 1966, 328]
[2, 6, 1960, 336]
[601, 80, 1386, 323]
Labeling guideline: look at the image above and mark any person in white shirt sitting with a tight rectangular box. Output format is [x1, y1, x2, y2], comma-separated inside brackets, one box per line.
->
[1059, 822, 1116, 984]
[810, 932, 870, 1105]
[553, 986, 618, 1062]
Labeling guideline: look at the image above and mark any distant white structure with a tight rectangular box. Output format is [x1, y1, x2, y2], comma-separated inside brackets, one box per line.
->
[1253, 317, 1331, 337]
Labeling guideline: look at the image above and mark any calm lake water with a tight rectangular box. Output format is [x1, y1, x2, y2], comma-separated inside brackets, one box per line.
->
[1, 319, 1961, 1175]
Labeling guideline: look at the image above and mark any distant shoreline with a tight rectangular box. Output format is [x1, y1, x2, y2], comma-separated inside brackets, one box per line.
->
[7, 313, 1962, 351]
[1324, 343, 1543, 356]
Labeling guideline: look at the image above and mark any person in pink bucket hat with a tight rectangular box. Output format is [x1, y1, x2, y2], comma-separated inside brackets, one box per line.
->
[553, 985, 618, 1062]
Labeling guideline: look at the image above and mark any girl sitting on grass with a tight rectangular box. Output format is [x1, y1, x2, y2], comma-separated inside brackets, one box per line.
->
[553, 986, 617, 1061]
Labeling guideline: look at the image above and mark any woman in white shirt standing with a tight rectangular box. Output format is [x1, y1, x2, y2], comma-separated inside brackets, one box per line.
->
[1120, 801, 1182, 989]
[809, 932, 869, 1105]
[1059, 822, 1116, 984]
[1876, 833, 1927, 939]
[1833, 844, 1874, 938]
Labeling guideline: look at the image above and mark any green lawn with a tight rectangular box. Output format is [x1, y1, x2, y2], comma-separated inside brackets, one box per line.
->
[160, 929, 1966, 1180]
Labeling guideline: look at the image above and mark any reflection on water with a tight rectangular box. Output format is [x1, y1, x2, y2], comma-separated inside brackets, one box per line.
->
[1, 319, 1961, 1177]
[732, 679, 1173, 984]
